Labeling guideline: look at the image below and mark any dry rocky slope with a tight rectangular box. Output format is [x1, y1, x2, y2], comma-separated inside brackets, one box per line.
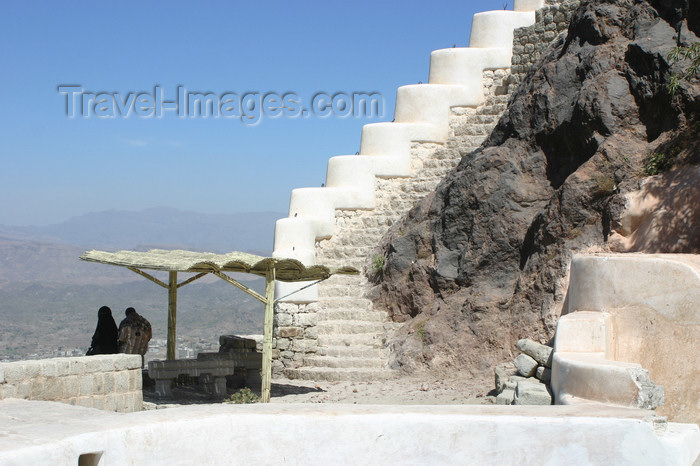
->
[370, 0, 700, 375]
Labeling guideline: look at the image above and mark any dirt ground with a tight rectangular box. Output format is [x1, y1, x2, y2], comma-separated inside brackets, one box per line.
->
[142, 372, 497, 409]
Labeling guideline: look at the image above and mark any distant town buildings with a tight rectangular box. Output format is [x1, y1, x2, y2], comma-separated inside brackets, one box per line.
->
[1, 337, 219, 363]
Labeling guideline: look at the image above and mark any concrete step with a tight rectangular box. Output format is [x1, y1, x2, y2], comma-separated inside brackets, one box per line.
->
[318, 285, 367, 297]
[316, 345, 389, 359]
[317, 333, 385, 348]
[303, 356, 387, 369]
[317, 287, 356, 298]
[317, 309, 388, 322]
[316, 321, 386, 335]
[319, 298, 372, 311]
[283, 367, 397, 382]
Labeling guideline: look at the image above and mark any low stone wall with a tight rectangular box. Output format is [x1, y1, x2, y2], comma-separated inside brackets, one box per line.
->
[0, 354, 142, 413]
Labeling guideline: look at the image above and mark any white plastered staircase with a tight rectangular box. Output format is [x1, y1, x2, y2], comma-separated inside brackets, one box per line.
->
[273, 0, 545, 381]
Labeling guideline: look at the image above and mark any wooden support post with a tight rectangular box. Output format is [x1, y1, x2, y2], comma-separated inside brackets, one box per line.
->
[167, 271, 178, 360]
[261, 266, 275, 402]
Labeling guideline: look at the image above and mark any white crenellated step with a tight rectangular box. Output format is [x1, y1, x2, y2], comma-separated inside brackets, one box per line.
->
[394, 85, 453, 134]
[514, 0, 545, 11]
[469, 10, 537, 49]
[359, 122, 443, 175]
[428, 48, 512, 86]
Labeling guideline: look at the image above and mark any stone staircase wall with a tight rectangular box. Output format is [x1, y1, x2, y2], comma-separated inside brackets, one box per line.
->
[275, 78, 510, 380]
[271, 0, 580, 381]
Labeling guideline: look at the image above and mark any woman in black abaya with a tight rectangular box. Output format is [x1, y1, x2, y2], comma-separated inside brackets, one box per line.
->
[86, 306, 119, 355]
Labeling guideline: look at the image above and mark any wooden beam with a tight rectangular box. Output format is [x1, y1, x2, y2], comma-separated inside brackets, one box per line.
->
[210, 270, 266, 304]
[177, 272, 208, 288]
[167, 271, 178, 360]
[274, 278, 327, 303]
[127, 267, 167, 288]
[261, 266, 275, 403]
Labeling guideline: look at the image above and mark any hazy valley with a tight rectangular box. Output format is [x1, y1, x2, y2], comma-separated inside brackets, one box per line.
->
[0, 208, 283, 361]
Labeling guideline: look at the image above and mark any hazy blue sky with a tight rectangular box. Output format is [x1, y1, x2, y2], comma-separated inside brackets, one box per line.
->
[1, 0, 497, 226]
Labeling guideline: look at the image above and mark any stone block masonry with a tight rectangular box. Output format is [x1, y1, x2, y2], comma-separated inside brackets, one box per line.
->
[510, 1, 580, 88]
[0, 354, 142, 412]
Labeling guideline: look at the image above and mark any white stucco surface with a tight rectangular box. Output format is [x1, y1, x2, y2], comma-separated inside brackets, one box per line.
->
[564, 254, 700, 323]
[469, 10, 536, 49]
[552, 350, 648, 407]
[0, 399, 698, 465]
[428, 47, 512, 90]
[514, 0, 546, 11]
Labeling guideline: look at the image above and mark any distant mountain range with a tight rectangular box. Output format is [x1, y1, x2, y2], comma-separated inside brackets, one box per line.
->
[0, 207, 284, 253]
[0, 207, 285, 287]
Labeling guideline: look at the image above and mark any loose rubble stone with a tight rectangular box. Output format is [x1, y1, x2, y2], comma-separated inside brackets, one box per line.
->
[514, 354, 538, 377]
[507, 375, 538, 385]
[516, 339, 553, 368]
[494, 362, 518, 392]
[513, 381, 552, 405]
[630, 368, 665, 410]
[535, 366, 551, 384]
[496, 388, 515, 405]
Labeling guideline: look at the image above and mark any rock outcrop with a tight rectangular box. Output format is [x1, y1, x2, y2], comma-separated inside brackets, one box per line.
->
[370, 0, 700, 374]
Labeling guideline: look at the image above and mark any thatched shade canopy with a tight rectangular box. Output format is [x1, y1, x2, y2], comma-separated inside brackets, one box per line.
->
[80, 249, 358, 402]
[80, 249, 358, 282]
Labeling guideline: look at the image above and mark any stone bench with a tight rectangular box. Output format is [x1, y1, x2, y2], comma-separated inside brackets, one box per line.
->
[198, 352, 262, 392]
[148, 352, 262, 397]
[219, 334, 260, 353]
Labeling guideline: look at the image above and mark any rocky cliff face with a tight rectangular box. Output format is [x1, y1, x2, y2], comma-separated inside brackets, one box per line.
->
[369, 0, 700, 374]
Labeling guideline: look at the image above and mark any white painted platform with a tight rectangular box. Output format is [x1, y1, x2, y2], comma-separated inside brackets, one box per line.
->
[552, 254, 700, 425]
[0, 399, 697, 465]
